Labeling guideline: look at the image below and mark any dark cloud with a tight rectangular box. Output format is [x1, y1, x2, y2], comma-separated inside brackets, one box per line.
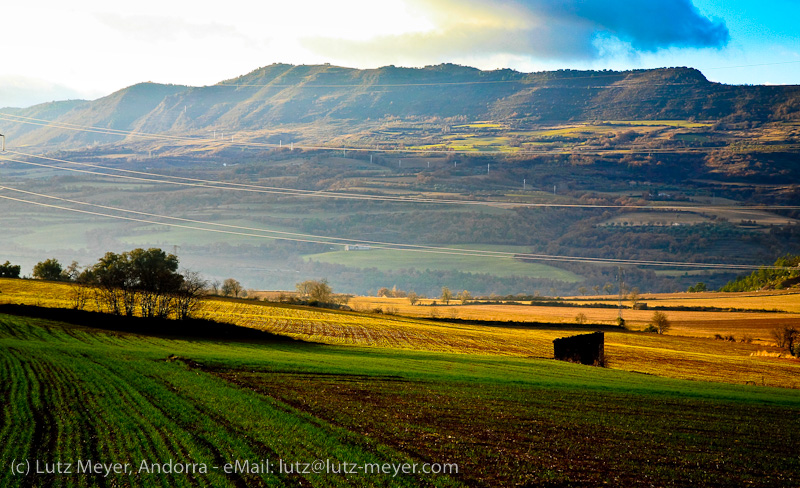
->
[304, 0, 729, 63]
[528, 0, 730, 53]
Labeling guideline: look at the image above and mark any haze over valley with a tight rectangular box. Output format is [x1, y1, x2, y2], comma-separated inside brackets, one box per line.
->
[2, 63, 799, 295]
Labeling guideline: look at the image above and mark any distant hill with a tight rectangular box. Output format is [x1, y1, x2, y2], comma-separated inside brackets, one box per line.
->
[720, 255, 800, 292]
[2, 63, 800, 149]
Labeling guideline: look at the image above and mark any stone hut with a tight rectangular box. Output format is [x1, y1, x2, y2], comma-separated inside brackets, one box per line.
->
[553, 331, 605, 366]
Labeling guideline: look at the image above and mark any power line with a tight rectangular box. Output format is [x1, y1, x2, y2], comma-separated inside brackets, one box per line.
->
[0, 111, 739, 156]
[4, 151, 800, 213]
[0, 185, 791, 271]
[704, 60, 800, 71]
[5, 108, 800, 161]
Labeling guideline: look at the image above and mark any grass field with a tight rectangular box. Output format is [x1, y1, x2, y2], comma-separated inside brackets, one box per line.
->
[2, 279, 799, 388]
[399, 119, 720, 153]
[2, 279, 800, 486]
[605, 120, 713, 128]
[1, 307, 799, 487]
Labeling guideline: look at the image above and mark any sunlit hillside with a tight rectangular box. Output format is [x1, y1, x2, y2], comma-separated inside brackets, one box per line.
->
[2, 278, 798, 388]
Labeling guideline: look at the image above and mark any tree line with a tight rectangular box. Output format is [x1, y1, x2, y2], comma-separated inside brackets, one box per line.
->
[4, 249, 208, 320]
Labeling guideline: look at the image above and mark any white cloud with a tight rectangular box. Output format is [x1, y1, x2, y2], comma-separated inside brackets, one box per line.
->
[0, 76, 102, 108]
[303, 0, 729, 66]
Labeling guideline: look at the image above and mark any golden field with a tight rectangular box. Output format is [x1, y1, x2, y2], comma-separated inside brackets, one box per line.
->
[2, 278, 799, 388]
[349, 294, 800, 342]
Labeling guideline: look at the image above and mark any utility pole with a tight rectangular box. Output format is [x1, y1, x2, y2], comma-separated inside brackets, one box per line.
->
[617, 267, 624, 324]
[0, 133, 4, 151]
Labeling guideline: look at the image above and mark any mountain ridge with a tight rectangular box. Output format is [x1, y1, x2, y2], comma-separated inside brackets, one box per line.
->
[2, 63, 799, 149]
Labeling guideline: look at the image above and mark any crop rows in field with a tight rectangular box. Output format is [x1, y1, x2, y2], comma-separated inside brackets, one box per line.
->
[3, 280, 799, 388]
[0, 316, 457, 488]
[197, 300, 800, 388]
[2, 312, 800, 487]
[198, 301, 551, 356]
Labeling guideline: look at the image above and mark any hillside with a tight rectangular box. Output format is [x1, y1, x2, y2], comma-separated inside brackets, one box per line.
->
[721, 255, 800, 291]
[2, 63, 800, 149]
[2, 64, 800, 295]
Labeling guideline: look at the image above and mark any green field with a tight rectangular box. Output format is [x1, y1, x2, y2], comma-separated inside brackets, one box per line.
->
[304, 246, 583, 282]
[1, 306, 799, 487]
[604, 120, 713, 128]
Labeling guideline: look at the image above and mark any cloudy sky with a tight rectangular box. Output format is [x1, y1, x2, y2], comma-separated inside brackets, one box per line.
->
[1, 0, 798, 107]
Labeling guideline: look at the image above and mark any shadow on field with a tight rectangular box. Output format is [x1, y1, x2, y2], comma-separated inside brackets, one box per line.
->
[425, 316, 625, 331]
[0, 303, 303, 343]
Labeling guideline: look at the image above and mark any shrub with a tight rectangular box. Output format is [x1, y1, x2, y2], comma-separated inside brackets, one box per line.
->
[32, 258, 64, 281]
[772, 326, 798, 352]
[0, 261, 21, 278]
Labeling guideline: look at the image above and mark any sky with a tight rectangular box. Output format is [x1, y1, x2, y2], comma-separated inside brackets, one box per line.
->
[1, 0, 798, 108]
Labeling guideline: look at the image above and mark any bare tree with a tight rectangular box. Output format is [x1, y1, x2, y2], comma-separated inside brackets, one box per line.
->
[69, 281, 91, 310]
[63, 261, 81, 282]
[296, 279, 334, 304]
[652, 311, 670, 334]
[174, 271, 208, 320]
[629, 287, 641, 308]
[210, 279, 221, 295]
[221, 278, 243, 298]
[441, 286, 452, 305]
[771, 326, 798, 355]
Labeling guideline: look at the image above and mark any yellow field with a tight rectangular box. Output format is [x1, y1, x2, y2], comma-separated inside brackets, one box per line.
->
[2, 279, 799, 389]
[565, 290, 800, 313]
[349, 295, 800, 341]
[166, 298, 800, 389]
